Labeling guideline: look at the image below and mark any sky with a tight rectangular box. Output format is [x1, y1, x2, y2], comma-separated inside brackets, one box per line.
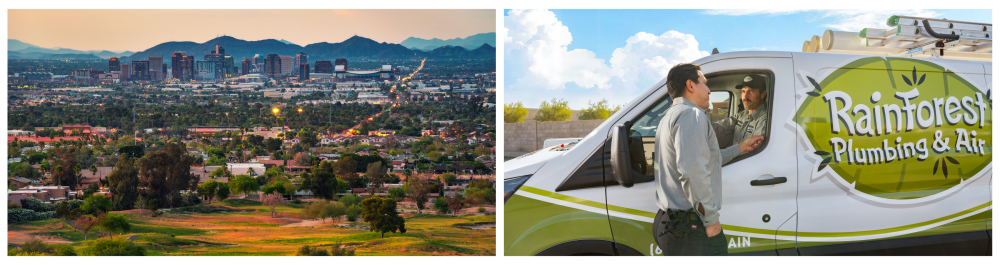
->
[8, 9, 495, 52]
[503, 9, 992, 109]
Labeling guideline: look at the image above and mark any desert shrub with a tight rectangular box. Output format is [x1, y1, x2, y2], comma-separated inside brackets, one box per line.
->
[291, 198, 304, 205]
[55, 244, 77, 256]
[222, 198, 262, 206]
[19, 239, 55, 254]
[8, 201, 20, 209]
[330, 246, 356, 256]
[181, 192, 201, 206]
[477, 207, 486, 213]
[150, 210, 164, 217]
[296, 245, 329, 256]
[8, 208, 55, 223]
[346, 204, 362, 221]
[433, 198, 448, 214]
[21, 197, 55, 212]
[84, 237, 146, 256]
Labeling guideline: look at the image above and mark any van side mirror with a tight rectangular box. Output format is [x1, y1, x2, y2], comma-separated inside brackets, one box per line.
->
[610, 122, 634, 188]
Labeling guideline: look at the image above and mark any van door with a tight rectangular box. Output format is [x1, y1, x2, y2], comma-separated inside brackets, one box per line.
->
[791, 54, 992, 255]
[604, 57, 798, 255]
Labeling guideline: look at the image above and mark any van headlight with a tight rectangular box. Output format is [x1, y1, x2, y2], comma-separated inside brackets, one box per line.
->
[504, 175, 531, 203]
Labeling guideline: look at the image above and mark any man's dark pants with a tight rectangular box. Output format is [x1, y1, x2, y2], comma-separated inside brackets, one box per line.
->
[653, 209, 728, 256]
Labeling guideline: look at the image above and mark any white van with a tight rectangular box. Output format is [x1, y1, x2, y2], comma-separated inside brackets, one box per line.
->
[503, 50, 992, 255]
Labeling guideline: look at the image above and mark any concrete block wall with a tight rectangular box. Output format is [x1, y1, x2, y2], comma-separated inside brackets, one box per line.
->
[504, 119, 607, 154]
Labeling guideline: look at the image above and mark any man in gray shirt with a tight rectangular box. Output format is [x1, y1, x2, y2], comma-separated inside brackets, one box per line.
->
[714, 74, 769, 160]
[653, 63, 762, 256]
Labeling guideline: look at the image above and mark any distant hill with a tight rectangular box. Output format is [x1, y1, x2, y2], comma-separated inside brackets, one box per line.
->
[8, 39, 134, 59]
[8, 39, 41, 51]
[123, 36, 304, 66]
[278, 39, 296, 46]
[300, 36, 421, 60]
[401, 32, 496, 51]
[425, 44, 496, 59]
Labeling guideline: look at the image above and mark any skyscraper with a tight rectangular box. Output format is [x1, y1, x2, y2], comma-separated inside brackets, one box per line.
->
[108, 57, 120, 72]
[295, 52, 307, 73]
[196, 61, 216, 81]
[334, 58, 348, 70]
[120, 64, 130, 81]
[241, 59, 251, 75]
[252, 54, 261, 65]
[299, 63, 309, 81]
[171, 52, 194, 81]
[314, 60, 333, 74]
[264, 54, 281, 79]
[223, 55, 234, 79]
[215, 45, 225, 56]
[148, 54, 163, 81]
[279, 55, 293, 74]
[131, 60, 149, 81]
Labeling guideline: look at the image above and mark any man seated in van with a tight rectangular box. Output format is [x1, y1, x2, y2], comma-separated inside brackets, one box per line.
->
[714, 74, 768, 163]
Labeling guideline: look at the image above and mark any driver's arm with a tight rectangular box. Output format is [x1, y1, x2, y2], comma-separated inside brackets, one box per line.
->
[712, 116, 736, 148]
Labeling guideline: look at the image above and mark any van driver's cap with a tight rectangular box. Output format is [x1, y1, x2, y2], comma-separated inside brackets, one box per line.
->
[735, 74, 767, 91]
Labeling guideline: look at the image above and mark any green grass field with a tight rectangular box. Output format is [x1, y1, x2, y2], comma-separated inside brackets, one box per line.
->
[8, 201, 495, 256]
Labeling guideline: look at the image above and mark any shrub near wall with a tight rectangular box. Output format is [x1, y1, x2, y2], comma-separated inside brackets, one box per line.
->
[8, 208, 56, 223]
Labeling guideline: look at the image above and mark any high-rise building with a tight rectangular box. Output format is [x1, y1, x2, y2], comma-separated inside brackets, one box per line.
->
[196, 61, 216, 81]
[299, 63, 309, 81]
[241, 59, 251, 75]
[314, 60, 333, 74]
[295, 53, 307, 72]
[252, 54, 261, 65]
[334, 58, 348, 70]
[171, 52, 195, 81]
[223, 55, 234, 78]
[131, 61, 149, 81]
[120, 64, 130, 81]
[279, 55, 293, 74]
[148, 54, 163, 81]
[264, 54, 281, 79]
[215, 45, 225, 56]
[108, 57, 120, 72]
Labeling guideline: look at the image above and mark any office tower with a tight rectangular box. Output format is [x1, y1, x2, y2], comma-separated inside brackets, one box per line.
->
[215, 45, 225, 55]
[252, 54, 261, 65]
[279, 55, 292, 74]
[131, 60, 149, 81]
[120, 64, 130, 81]
[264, 54, 281, 79]
[314, 60, 332, 74]
[295, 52, 307, 72]
[242, 59, 251, 75]
[299, 63, 309, 81]
[172, 52, 194, 81]
[223, 55, 234, 78]
[196, 61, 216, 81]
[148, 54, 163, 81]
[109, 57, 120, 72]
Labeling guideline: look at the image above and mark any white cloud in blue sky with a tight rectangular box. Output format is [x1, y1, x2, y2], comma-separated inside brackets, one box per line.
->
[504, 9, 990, 109]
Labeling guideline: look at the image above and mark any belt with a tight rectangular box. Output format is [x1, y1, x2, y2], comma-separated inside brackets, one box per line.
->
[666, 208, 701, 222]
[659, 209, 701, 238]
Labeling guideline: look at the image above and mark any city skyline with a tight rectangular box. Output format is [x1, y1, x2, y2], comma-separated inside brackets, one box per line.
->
[9, 9, 495, 52]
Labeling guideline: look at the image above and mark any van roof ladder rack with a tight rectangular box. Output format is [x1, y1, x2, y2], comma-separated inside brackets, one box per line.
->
[802, 15, 991, 62]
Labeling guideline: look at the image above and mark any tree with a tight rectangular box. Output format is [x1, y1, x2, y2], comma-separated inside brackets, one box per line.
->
[216, 183, 231, 201]
[264, 138, 282, 152]
[107, 157, 140, 211]
[293, 152, 311, 167]
[229, 175, 260, 199]
[299, 167, 338, 200]
[261, 191, 287, 218]
[504, 102, 528, 123]
[208, 167, 233, 180]
[84, 237, 146, 256]
[81, 194, 113, 215]
[433, 196, 449, 214]
[322, 201, 347, 224]
[138, 142, 197, 208]
[440, 173, 458, 186]
[90, 164, 98, 179]
[387, 187, 406, 202]
[83, 183, 100, 198]
[75, 214, 103, 241]
[340, 194, 361, 207]
[534, 98, 572, 122]
[403, 176, 431, 214]
[366, 161, 387, 195]
[360, 197, 406, 239]
[198, 180, 220, 203]
[446, 193, 464, 215]
[134, 196, 147, 217]
[100, 213, 131, 237]
[578, 99, 623, 120]
[304, 200, 327, 222]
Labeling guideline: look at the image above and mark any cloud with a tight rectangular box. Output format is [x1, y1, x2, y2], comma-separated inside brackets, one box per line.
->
[703, 9, 812, 16]
[504, 9, 710, 108]
[704, 9, 943, 32]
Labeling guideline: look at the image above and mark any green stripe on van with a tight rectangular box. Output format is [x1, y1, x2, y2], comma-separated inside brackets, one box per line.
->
[519, 185, 991, 238]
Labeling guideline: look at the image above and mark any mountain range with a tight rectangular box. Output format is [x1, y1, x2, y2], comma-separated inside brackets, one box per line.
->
[400, 32, 496, 51]
[8, 39, 134, 59]
[9, 32, 494, 65]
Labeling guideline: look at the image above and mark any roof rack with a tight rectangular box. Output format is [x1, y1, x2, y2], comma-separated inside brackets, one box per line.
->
[802, 15, 991, 62]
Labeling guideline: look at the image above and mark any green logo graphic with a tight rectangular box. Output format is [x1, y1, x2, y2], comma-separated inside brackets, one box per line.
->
[795, 57, 992, 200]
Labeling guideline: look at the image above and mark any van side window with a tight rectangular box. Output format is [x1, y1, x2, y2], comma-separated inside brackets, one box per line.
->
[626, 97, 672, 178]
